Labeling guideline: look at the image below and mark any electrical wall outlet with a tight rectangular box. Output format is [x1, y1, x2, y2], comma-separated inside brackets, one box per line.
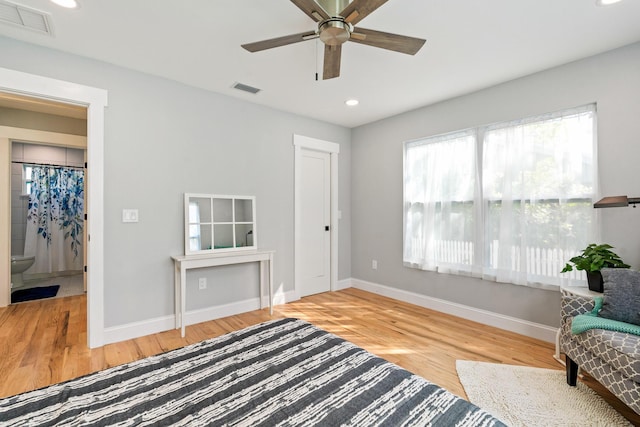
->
[198, 277, 207, 290]
[372, 260, 378, 270]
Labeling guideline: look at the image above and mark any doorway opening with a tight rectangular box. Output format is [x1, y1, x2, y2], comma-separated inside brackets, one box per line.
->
[0, 66, 107, 348]
[10, 141, 87, 303]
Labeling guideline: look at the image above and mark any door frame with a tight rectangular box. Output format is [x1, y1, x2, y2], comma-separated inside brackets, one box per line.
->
[293, 134, 339, 299]
[1, 129, 87, 305]
[0, 67, 108, 348]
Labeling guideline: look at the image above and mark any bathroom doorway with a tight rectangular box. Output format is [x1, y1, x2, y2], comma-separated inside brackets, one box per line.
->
[10, 142, 86, 303]
[0, 92, 88, 307]
[1, 67, 107, 348]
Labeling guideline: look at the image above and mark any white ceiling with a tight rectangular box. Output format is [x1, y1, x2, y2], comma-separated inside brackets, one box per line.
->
[1, 0, 640, 128]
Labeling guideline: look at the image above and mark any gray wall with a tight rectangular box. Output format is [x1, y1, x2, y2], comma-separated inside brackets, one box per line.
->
[3, 33, 638, 334]
[351, 42, 640, 328]
[0, 36, 351, 327]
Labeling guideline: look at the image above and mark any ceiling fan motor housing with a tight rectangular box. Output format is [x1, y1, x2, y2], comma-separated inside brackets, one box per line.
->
[319, 18, 352, 45]
[316, 0, 350, 16]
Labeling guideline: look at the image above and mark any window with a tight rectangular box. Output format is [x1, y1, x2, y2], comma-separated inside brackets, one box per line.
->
[403, 104, 596, 289]
[22, 164, 33, 195]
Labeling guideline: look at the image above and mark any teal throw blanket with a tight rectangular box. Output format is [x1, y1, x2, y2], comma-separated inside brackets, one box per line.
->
[572, 296, 640, 336]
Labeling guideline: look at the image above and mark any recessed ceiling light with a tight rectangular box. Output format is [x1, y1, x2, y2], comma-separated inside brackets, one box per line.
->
[345, 99, 359, 107]
[50, 0, 79, 8]
[596, 0, 622, 6]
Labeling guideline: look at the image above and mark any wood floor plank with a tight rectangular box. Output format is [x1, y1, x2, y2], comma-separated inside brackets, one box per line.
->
[0, 287, 637, 424]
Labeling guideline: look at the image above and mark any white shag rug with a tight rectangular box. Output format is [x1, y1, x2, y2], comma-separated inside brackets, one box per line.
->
[456, 360, 632, 427]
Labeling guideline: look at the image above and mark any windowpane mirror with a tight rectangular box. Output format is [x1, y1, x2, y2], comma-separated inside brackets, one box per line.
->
[184, 193, 256, 255]
[213, 198, 233, 222]
[234, 199, 253, 222]
[213, 224, 233, 249]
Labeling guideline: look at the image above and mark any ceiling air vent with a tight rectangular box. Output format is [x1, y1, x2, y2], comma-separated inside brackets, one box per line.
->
[0, 0, 53, 36]
[232, 82, 261, 95]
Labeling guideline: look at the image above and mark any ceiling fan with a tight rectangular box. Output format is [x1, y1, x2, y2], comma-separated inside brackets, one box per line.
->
[241, 0, 426, 80]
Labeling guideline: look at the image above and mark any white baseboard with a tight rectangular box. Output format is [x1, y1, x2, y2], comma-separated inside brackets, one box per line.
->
[102, 280, 555, 346]
[103, 290, 298, 346]
[185, 298, 262, 327]
[103, 315, 176, 346]
[335, 278, 352, 291]
[349, 278, 557, 343]
[269, 289, 298, 306]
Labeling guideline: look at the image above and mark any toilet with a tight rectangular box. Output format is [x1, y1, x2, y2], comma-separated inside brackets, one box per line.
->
[11, 255, 35, 289]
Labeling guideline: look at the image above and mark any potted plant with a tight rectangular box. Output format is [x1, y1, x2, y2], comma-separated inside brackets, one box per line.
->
[561, 243, 630, 292]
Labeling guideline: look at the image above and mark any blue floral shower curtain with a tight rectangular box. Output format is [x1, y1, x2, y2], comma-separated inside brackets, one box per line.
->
[24, 166, 84, 274]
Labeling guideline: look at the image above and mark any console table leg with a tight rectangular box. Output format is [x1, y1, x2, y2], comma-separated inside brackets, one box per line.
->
[259, 260, 265, 310]
[269, 254, 273, 315]
[174, 265, 181, 329]
[180, 268, 186, 337]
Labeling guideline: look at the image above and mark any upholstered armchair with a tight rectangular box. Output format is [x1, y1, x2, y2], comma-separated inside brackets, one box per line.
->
[560, 268, 640, 415]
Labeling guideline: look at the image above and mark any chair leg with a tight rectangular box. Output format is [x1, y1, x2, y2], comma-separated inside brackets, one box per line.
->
[565, 355, 578, 386]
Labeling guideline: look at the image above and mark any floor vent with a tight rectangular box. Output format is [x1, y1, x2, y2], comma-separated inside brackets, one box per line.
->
[0, 0, 53, 36]
[232, 82, 261, 95]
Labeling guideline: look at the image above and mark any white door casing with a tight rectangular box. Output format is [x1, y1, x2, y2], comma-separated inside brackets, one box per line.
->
[293, 134, 339, 298]
[0, 67, 108, 348]
[299, 149, 330, 296]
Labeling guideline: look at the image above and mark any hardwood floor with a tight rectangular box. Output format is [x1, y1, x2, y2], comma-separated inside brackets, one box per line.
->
[1, 287, 638, 424]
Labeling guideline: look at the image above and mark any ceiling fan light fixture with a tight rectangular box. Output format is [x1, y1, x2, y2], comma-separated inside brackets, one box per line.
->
[345, 99, 359, 107]
[319, 19, 351, 46]
[50, 0, 79, 8]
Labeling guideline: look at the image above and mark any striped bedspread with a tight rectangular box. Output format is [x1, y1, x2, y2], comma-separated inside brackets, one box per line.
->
[0, 318, 504, 426]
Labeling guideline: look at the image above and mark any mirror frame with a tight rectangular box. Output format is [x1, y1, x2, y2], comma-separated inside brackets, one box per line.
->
[184, 193, 257, 255]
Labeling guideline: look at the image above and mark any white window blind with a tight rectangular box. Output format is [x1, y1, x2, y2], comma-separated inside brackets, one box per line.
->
[403, 104, 597, 289]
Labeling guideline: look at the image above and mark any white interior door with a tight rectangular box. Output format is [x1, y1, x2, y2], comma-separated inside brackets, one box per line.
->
[299, 149, 331, 297]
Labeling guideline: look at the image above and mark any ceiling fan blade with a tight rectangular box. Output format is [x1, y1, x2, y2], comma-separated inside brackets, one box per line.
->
[350, 27, 426, 55]
[323, 44, 342, 80]
[290, 0, 330, 22]
[340, 0, 388, 25]
[241, 30, 318, 52]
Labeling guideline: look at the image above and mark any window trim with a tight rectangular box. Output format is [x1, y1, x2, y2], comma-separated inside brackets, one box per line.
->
[403, 104, 597, 289]
[21, 164, 32, 196]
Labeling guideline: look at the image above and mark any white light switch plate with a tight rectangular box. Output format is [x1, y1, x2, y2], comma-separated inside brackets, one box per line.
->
[122, 209, 139, 223]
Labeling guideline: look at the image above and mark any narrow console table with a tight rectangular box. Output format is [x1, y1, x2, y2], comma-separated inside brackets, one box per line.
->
[172, 250, 274, 337]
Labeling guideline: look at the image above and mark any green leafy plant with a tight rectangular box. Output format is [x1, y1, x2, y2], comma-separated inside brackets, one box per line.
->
[561, 243, 630, 273]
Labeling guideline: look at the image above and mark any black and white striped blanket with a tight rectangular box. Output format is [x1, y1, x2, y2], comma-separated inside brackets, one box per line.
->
[0, 318, 504, 426]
